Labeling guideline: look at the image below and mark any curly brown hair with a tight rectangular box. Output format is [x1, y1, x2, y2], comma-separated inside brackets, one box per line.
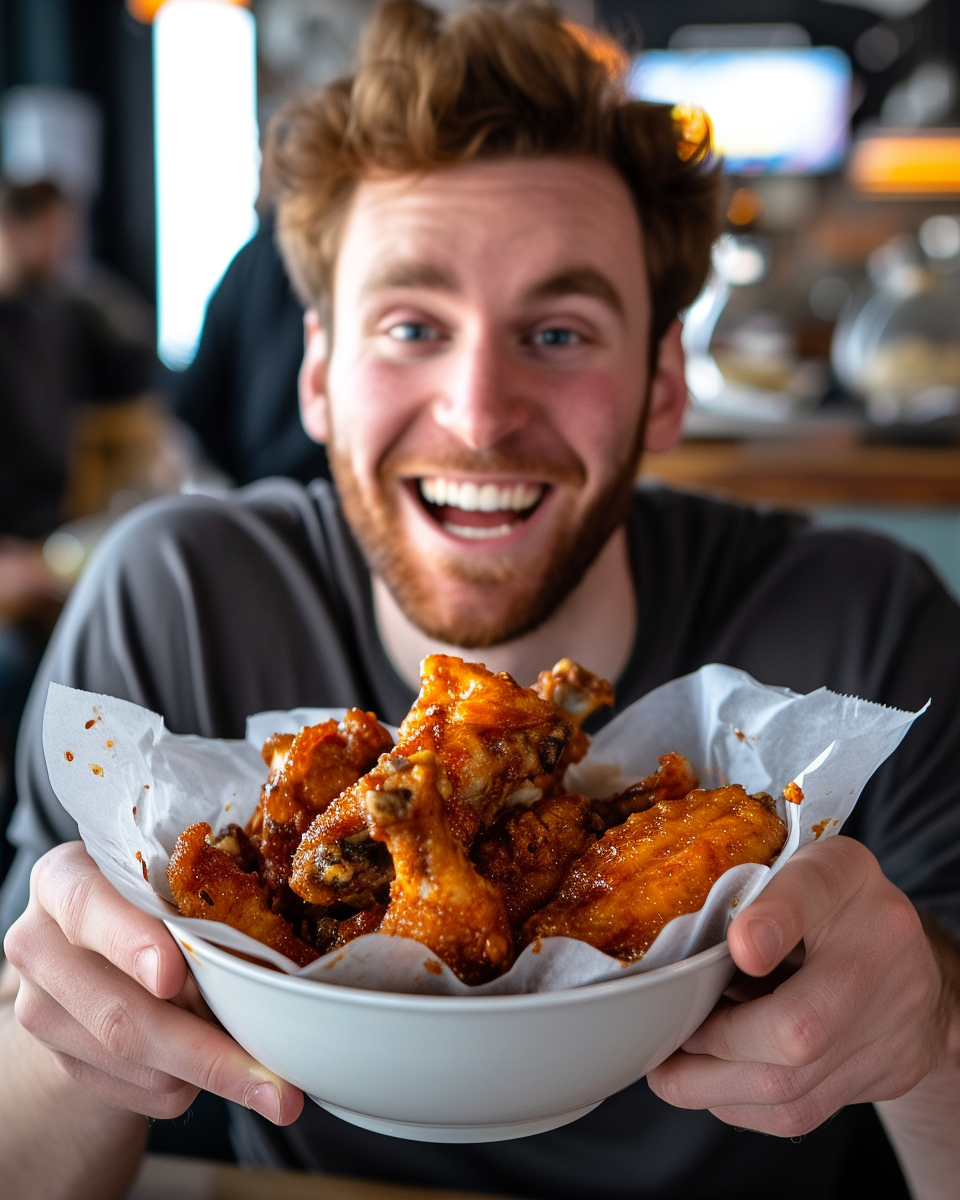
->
[270, 0, 719, 345]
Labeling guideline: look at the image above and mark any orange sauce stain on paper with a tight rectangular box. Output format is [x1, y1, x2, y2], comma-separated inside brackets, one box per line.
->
[812, 818, 839, 840]
[91, 764, 103, 776]
[135, 851, 149, 882]
[132, 806, 137, 817]
[734, 729, 746, 741]
[423, 959, 442, 976]
[323, 952, 346, 969]
[105, 740, 114, 749]
[64, 750, 74, 761]
[85, 719, 96, 729]
[783, 782, 803, 805]
[531, 938, 543, 955]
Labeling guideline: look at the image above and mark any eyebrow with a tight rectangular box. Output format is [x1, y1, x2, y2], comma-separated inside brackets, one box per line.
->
[359, 260, 626, 322]
[360, 261, 457, 297]
[524, 268, 626, 321]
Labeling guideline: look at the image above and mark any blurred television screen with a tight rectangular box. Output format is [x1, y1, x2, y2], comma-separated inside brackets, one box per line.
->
[631, 48, 851, 175]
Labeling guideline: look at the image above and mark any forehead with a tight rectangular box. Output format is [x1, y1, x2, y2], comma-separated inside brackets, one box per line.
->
[334, 156, 647, 303]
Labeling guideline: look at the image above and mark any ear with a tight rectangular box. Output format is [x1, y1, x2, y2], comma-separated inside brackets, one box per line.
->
[643, 319, 688, 454]
[299, 309, 330, 444]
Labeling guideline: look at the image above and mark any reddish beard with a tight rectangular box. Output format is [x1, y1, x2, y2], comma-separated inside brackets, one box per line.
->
[329, 437, 645, 648]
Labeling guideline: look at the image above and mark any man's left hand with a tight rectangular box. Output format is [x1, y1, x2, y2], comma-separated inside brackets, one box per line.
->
[647, 836, 951, 1136]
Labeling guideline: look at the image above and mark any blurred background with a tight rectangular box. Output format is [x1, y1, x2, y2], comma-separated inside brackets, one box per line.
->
[0, 0, 957, 1173]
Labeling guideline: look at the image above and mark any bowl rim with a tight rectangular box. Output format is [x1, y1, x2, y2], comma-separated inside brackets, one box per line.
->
[165, 921, 733, 1012]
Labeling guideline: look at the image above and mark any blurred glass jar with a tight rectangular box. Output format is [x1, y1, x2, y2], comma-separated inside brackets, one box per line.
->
[832, 219, 960, 424]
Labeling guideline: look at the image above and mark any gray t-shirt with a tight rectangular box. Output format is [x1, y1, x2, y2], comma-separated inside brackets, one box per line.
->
[5, 477, 960, 1199]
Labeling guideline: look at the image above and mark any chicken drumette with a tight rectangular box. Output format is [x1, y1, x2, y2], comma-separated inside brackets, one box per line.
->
[167, 821, 319, 968]
[365, 749, 514, 985]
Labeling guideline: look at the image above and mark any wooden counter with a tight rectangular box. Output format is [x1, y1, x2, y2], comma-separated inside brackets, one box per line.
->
[641, 437, 960, 507]
[127, 1154, 517, 1200]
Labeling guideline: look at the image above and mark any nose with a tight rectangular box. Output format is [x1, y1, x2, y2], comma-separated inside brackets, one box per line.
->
[431, 330, 530, 451]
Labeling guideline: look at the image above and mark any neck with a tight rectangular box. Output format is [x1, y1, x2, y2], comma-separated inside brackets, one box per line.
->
[373, 525, 637, 691]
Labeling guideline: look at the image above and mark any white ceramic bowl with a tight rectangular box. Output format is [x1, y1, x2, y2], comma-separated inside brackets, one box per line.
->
[166, 924, 734, 1143]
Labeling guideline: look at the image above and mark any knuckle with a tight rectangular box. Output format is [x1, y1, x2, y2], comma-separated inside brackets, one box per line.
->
[766, 1095, 829, 1138]
[2, 917, 32, 970]
[92, 997, 139, 1059]
[55, 872, 97, 947]
[192, 1039, 241, 1099]
[755, 1063, 804, 1106]
[777, 1002, 828, 1068]
[147, 1086, 198, 1120]
[13, 982, 46, 1036]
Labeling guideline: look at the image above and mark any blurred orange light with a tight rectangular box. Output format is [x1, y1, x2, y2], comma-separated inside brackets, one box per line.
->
[126, 0, 248, 24]
[726, 187, 763, 226]
[850, 133, 960, 195]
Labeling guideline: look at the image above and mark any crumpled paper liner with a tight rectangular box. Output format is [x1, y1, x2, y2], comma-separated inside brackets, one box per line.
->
[42, 665, 925, 995]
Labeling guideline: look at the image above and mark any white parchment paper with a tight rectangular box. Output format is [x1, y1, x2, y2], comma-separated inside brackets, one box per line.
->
[42, 665, 925, 995]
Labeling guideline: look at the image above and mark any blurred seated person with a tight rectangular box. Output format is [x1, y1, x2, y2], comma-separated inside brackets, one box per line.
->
[172, 211, 330, 485]
[0, 180, 158, 880]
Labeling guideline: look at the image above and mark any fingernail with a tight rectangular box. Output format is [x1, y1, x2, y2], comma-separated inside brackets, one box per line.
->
[247, 1082, 281, 1124]
[134, 947, 160, 993]
[748, 919, 782, 968]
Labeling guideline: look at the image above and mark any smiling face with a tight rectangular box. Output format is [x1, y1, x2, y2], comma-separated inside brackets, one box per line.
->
[301, 156, 686, 647]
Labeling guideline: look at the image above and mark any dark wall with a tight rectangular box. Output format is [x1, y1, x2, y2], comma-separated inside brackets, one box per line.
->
[0, 0, 156, 304]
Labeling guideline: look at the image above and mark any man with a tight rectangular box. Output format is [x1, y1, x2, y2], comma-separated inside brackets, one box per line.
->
[1, 4, 959, 1198]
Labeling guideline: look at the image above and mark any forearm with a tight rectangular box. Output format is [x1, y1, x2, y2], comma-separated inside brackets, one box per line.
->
[0, 964, 148, 1200]
[877, 916, 960, 1200]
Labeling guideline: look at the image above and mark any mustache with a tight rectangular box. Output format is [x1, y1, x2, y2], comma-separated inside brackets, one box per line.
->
[381, 448, 586, 488]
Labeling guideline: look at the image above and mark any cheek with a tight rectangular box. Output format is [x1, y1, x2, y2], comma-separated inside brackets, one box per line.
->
[547, 370, 642, 478]
[328, 360, 426, 472]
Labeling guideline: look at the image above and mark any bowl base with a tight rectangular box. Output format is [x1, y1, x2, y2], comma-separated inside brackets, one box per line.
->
[310, 1098, 602, 1143]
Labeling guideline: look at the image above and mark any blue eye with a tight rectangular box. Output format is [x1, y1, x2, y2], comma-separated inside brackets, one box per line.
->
[388, 322, 437, 342]
[533, 328, 581, 347]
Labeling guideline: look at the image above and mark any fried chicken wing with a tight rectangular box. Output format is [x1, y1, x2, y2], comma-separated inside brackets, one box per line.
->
[249, 709, 393, 897]
[290, 655, 579, 907]
[533, 658, 614, 767]
[592, 751, 699, 828]
[523, 786, 787, 962]
[472, 793, 603, 926]
[167, 821, 319, 968]
[364, 750, 514, 985]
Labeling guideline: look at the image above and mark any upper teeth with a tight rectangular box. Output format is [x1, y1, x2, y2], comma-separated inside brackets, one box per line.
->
[420, 478, 542, 512]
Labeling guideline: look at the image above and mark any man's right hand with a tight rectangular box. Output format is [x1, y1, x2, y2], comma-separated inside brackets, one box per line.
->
[3, 841, 303, 1125]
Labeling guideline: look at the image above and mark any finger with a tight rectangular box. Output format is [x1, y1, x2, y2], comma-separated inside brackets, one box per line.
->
[727, 837, 874, 977]
[50, 1051, 200, 1121]
[15, 975, 190, 1096]
[29, 842, 187, 999]
[17, 923, 303, 1122]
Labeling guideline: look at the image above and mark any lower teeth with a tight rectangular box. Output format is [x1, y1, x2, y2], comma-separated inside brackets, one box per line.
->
[443, 522, 514, 540]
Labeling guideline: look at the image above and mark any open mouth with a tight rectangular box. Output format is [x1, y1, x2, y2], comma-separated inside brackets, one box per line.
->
[412, 476, 548, 541]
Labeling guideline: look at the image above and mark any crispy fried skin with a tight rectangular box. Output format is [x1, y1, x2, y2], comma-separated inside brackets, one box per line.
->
[290, 655, 577, 907]
[365, 750, 514, 985]
[332, 903, 386, 949]
[592, 752, 699, 828]
[472, 793, 603, 926]
[523, 786, 787, 962]
[533, 658, 614, 767]
[167, 822, 319, 967]
[249, 709, 393, 898]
